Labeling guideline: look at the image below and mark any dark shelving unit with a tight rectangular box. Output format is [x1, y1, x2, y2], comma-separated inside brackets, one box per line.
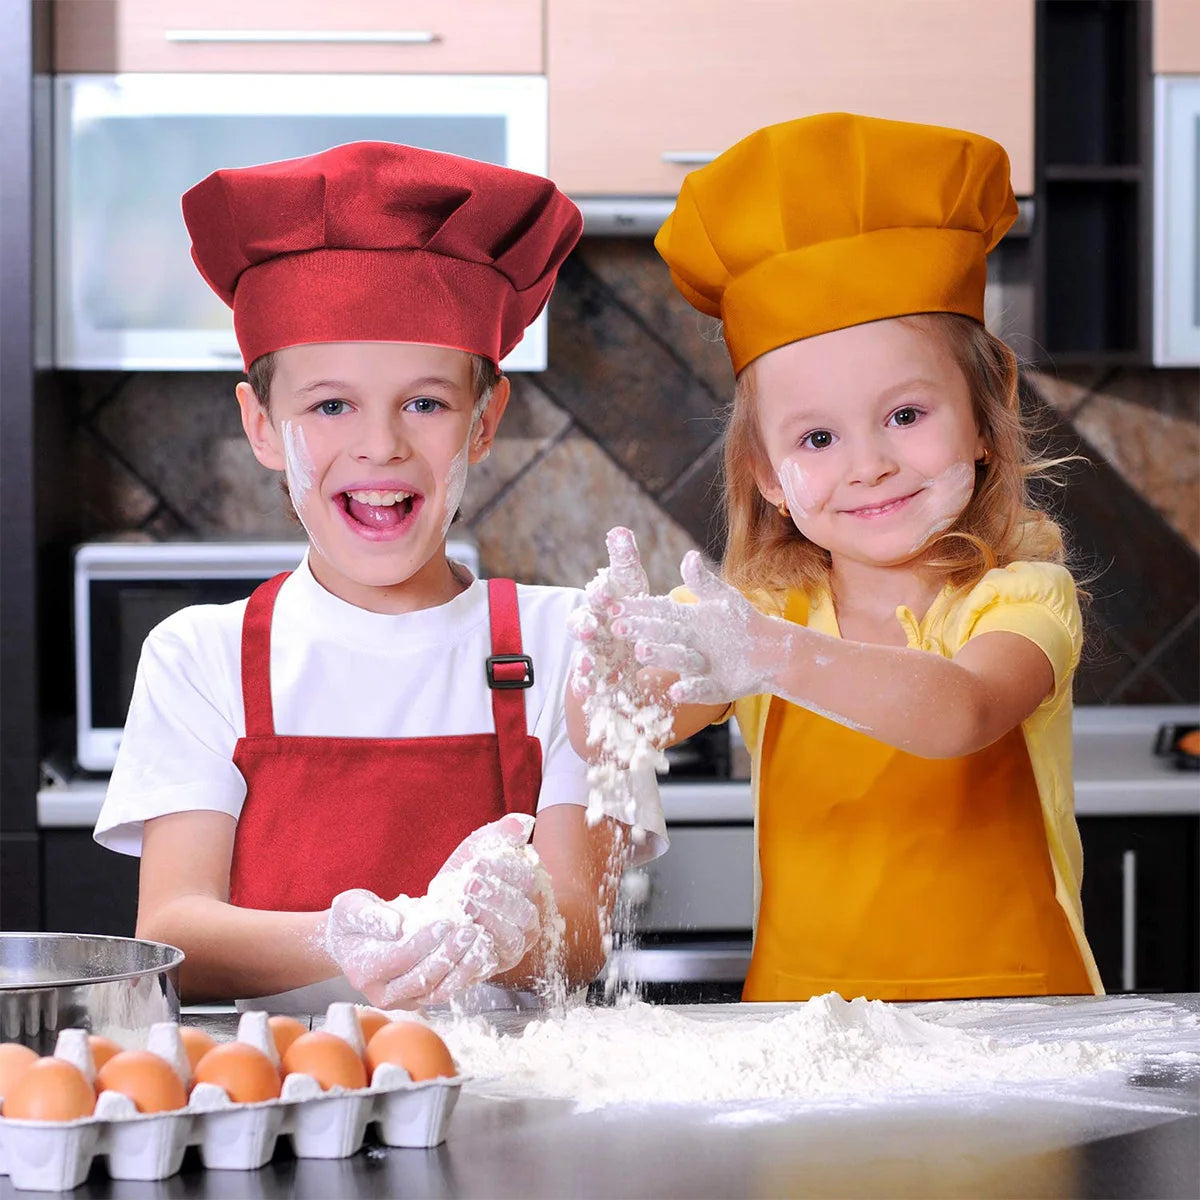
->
[1032, 0, 1153, 365]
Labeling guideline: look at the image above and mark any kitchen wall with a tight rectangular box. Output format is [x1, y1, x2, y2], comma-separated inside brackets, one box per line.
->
[50, 239, 1199, 705]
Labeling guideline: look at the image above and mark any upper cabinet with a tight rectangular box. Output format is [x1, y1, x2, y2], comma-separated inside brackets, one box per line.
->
[548, 0, 1035, 196]
[53, 0, 544, 74]
[1154, 0, 1200, 74]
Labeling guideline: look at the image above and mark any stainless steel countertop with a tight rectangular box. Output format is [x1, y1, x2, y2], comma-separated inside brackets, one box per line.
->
[8, 994, 1193, 1199]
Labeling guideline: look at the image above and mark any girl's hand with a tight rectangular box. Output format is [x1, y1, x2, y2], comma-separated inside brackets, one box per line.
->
[613, 551, 796, 706]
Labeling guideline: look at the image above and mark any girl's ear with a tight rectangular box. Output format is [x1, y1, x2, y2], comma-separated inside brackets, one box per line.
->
[236, 381, 285, 471]
[752, 457, 784, 509]
[469, 375, 511, 465]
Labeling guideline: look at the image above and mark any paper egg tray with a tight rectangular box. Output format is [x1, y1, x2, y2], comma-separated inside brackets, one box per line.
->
[0, 1070, 463, 1192]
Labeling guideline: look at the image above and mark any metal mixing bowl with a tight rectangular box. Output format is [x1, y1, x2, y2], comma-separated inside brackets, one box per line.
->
[0, 932, 184, 1053]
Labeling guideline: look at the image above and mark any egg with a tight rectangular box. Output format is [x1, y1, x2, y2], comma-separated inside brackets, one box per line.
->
[178, 1026, 218, 1072]
[356, 1007, 390, 1046]
[365, 1021, 456, 1082]
[87, 1035, 123, 1070]
[281, 1032, 367, 1091]
[192, 1042, 282, 1103]
[96, 1050, 188, 1113]
[267, 1015, 307, 1061]
[1, 1057, 95, 1121]
[0, 1043, 38, 1099]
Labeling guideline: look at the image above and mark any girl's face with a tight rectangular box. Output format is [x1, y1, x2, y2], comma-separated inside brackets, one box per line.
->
[236, 341, 505, 609]
[752, 318, 985, 570]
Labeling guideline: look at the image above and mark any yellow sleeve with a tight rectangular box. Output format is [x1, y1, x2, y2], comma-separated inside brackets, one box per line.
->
[955, 562, 1083, 702]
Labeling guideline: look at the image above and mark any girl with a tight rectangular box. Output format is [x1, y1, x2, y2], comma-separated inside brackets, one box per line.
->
[572, 113, 1101, 1003]
[94, 141, 664, 1013]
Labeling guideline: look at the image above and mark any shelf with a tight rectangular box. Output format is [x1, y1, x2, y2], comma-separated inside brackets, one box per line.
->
[1043, 164, 1143, 183]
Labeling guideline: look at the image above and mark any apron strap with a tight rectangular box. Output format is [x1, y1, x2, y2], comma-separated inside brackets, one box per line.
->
[485, 578, 537, 812]
[240, 572, 290, 738]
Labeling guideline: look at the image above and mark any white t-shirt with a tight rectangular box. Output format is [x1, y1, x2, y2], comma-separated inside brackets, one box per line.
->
[95, 556, 667, 858]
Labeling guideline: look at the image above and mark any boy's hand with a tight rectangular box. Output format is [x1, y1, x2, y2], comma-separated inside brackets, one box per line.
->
[429, 814, 542, 974]
[612, 550, 796, 706]
[324, 889, 498, 1010]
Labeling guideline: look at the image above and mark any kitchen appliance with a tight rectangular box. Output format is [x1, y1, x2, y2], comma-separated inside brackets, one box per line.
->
[0, 932, 183, 1053]
[1153, 74, 1200, 365]
[72, 537, 482, 772]
[53, 72, 549, 371]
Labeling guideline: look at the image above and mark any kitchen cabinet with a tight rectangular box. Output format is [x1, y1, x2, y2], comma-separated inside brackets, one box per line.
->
[53, 0, 543, 74]
[548, 0, 1035, 197]
[1079, 816, 1199, 994]
[40, 829, 139, 939]
[1154, 0, 1200, 74]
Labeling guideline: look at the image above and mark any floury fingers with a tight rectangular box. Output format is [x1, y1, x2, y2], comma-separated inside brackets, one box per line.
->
[569, 528, 670, 839]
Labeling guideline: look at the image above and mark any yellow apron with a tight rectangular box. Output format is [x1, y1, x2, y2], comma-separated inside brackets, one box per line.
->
[742, 591, 1092, 1003]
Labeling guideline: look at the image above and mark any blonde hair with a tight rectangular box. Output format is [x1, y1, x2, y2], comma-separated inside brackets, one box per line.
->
[722, 313, 1078, 599]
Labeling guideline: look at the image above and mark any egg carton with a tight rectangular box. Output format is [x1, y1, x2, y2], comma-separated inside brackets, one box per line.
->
[0, 1007, 464, 1192]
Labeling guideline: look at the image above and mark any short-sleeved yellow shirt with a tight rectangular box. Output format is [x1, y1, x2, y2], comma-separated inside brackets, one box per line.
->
[728, 561, 1101, 994]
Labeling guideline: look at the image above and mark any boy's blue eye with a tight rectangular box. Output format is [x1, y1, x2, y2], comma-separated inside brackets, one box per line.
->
[802, 429, 834, 450]
[406, 396, 444, 414]
[317, 399, 348, 416]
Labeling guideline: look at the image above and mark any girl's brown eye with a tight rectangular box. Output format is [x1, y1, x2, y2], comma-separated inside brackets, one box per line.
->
[894, 407, 917, 425]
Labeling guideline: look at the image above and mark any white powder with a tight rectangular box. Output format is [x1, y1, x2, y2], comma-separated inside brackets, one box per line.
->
[580, 567, 673, 838]
[434, 994, 1194, 1114]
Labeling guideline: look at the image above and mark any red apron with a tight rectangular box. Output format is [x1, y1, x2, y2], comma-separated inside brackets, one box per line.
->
[229, 573, 541, 912]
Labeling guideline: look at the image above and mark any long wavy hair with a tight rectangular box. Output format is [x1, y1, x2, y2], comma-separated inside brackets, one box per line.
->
[722, 313, 1079, 599]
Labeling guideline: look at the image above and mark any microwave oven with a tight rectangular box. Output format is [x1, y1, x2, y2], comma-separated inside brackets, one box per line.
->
[53, 72, 550, 372]
[73, 537, 482, 773]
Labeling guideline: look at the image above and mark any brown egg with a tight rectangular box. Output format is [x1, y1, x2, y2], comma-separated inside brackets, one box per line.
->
[282, 1031, 367, 1091]
[357, 1008, 390, 1046]
[88, 1035, 123, 1070]
[96, 1050, 188, 1113]
[267, 1015, 307, 1062]
[365, 1021, 456, 1082]
[178, 1026, 218, 1072]
[0, 1042, 38, 1099]
[1, 1057, 95, 1121]
[192, 1042, 281, 1103]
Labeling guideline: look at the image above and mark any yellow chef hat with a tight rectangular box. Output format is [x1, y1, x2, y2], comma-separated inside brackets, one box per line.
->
[654, 112, 1018, 374]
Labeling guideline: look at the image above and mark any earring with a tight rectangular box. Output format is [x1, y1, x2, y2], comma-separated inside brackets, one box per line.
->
[977, 448, 992, 467]
[777, 499, 790, 520]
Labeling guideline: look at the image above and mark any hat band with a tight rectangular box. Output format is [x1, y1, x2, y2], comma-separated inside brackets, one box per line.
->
[722, 227, 989, 375]
[232, 248, 518, 369]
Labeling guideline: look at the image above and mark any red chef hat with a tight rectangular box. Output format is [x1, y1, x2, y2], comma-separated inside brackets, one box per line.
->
[182, 141, 583, 369]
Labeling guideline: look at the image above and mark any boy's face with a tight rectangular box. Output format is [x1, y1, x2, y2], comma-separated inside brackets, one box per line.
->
[751, 318, 985, 570]
[236, 341, 507, 610]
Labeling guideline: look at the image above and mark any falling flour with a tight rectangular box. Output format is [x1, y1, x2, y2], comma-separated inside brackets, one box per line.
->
[580, 566, 673, 838]
[434, 993, 1198, 1113]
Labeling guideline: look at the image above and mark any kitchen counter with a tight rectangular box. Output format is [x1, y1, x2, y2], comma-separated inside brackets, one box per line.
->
[3, 995, 1195, 1199]
[35, 705, 1200, 827]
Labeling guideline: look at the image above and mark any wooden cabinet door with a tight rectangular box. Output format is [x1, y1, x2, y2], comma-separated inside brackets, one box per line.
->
[55, 0, 544, 74]
[1154, 0, 1200, 74]
[549, 0, 1034, 196]
[1078, 816, 1199, 994]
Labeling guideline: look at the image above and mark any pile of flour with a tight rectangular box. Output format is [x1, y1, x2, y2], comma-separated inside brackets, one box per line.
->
[437, 994, 1139, 1112]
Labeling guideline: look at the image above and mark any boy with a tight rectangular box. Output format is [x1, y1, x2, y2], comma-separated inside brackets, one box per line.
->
[94, 141, 663, 1011]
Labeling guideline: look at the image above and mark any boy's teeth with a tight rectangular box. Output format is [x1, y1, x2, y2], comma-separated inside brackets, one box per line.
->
[347, 490, 411, 507]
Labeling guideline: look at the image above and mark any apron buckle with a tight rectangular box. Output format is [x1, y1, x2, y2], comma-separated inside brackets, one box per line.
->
[486, 654, 535, 689]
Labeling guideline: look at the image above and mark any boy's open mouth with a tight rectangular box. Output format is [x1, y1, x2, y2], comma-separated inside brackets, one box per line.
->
[340, 489, 420, 533]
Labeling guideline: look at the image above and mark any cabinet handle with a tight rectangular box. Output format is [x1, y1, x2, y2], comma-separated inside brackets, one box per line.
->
[660, 151, 717, 166]
[1121, 849, 1137, 992]
[164, 30, 441, 45]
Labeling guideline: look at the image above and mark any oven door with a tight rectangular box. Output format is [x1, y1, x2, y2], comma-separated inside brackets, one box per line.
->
[54, 73, 549, 371]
